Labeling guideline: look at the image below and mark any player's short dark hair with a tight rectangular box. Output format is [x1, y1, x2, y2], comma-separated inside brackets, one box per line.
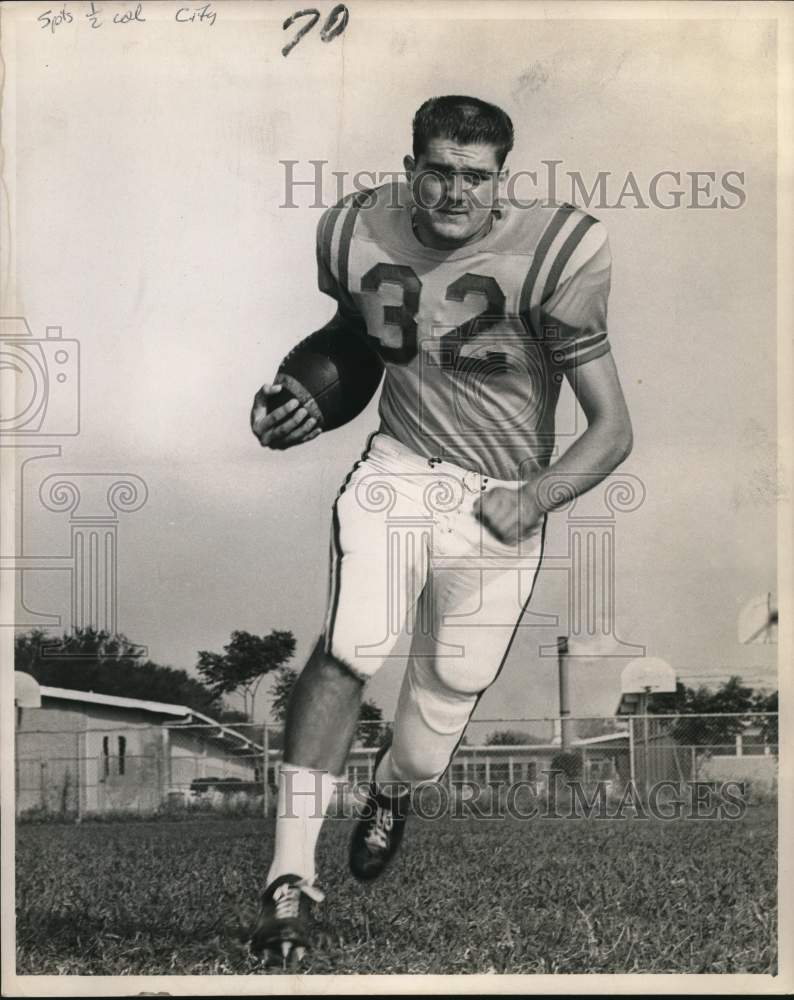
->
[412, 95, 514, 168]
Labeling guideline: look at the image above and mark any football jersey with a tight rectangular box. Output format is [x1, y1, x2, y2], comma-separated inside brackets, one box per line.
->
[316, 181, 611, 481]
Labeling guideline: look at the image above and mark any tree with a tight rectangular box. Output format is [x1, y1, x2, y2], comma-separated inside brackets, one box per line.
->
[752, 689, 778, 746]
[268, 664, 388, 747]
[549, 751, 582, 783]
[197, 629, 296, 720]
[485, 729, 547, 746]
[270, 666, 299, 727]
[217, 706, 251, 724]
[648, 675, 774, 749]
[649, 675, 755, 717]
[15, 627, 221, 715]
[357, 698, 391, 748]
[576, 718, 624, 740]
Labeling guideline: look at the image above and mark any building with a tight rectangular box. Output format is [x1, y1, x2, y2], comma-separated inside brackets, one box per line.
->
[14, 674, 262, 816]
[344, 731, 631, 789]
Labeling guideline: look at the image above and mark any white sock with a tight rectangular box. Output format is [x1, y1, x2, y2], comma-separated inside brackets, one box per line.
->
[373, 749, 412, 798]
[266, 763, 342, 886]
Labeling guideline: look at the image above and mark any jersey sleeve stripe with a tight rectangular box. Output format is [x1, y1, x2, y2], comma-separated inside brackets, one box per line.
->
[337, 189, 375, 293]
[561, 339, 611, 370]
[556, 331, 608, 359]
[518, 204, 575, 329]
[540, 215, 598, 305]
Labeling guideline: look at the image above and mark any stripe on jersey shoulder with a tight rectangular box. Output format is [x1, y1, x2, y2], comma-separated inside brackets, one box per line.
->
[540, 215, 598, 304]
[319, 202, 345, 276]
[318, 190, 366, 279]
[518, 203, 575, 326]
[519, 206, 602, 334]
[336, 189, 376, 293]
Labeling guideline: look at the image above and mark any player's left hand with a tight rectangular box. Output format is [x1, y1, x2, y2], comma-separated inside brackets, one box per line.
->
[250, 383, 322, 450]
[474, 483, 544, 545]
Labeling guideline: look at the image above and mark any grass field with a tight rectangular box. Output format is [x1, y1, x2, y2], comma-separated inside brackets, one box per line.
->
[16, 807, 777, 975]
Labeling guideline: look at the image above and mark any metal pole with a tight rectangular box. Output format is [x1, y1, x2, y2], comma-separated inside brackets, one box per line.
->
[628, 715, 636, 789]
[15, 709, 19, 817]
[557, 636, 572, 751]
[262, 720, 270, 818]
[160, 726, 171, 810]
[640, 692, 649, 799]
[76, 732, 84, 822]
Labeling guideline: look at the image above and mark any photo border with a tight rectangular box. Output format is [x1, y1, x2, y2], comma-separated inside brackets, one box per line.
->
[1, 0, 791, 995]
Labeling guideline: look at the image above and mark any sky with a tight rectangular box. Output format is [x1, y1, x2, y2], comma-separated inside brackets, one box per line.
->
[4, 4, 778, 727]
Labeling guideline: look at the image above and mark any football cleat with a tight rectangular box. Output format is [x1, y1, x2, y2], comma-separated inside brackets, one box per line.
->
[350, 747, 409, 882]
[249, 873, 324, 964]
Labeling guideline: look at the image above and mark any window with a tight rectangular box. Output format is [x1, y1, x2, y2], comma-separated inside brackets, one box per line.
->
[117, 736, 126, 776]
[102, 735, 110, 777]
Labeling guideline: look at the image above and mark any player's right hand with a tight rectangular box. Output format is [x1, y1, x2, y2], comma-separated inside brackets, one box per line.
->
[250, 383, 322, 450]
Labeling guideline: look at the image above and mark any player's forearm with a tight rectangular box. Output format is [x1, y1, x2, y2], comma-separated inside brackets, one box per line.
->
[527, 416, 633, 514]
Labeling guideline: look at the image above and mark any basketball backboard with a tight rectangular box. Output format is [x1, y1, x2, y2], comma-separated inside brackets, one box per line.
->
[738, 592, 778, 645]
[14, 671, 42, 708]
[621, 657, 677, 695]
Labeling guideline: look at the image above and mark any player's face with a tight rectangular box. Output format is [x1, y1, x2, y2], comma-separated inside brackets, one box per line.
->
[405, 139, 505, 249]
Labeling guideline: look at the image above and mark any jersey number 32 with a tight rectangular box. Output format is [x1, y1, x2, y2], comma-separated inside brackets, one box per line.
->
[360, 263, 513, 370]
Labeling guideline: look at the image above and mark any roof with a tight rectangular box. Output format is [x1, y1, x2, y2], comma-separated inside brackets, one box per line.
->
[448, 733, 630, 751]
[345, 734, 630, 757]
[574, 731, 630, 746]
[41, 685, 190, 717]
[616, 691, 644, 715]
[38, 684, 262, 752]
[166, 711, 263, 753]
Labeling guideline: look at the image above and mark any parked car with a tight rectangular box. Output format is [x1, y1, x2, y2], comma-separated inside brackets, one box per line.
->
[189, 776, 260, 796]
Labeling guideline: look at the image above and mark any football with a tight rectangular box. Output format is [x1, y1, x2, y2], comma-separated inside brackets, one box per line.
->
[267, 325, 384, 431]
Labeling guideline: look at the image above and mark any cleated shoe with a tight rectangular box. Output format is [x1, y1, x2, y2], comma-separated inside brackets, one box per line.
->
[350, 754, 409, 881]
[250, 874, 324, 962]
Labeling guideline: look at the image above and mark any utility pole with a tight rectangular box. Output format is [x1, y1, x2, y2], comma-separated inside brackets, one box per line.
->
[262, 720, 270, 818]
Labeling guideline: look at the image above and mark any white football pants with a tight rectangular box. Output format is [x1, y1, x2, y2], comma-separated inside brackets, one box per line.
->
[324, 431, 546, 782]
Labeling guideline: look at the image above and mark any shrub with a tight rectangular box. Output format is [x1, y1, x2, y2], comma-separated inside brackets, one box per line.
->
[549, 751, 583, 783]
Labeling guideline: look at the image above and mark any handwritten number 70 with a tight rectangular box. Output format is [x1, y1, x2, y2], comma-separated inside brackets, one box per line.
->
[282, 4, 349, 57]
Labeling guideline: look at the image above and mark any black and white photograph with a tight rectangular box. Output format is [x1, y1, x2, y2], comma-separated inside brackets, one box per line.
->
[1, 0, 791, 993]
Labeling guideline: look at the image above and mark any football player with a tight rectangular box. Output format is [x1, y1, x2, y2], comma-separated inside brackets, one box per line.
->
[249, 95, 633, 962]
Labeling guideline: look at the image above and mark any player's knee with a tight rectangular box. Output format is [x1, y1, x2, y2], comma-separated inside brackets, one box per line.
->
[390, 742, 449, 783]
[411, 685, 478, 745]
[433, 657, 499, 696]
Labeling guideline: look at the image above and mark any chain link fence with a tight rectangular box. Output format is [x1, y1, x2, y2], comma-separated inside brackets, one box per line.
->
[15, 712, 778, 820]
